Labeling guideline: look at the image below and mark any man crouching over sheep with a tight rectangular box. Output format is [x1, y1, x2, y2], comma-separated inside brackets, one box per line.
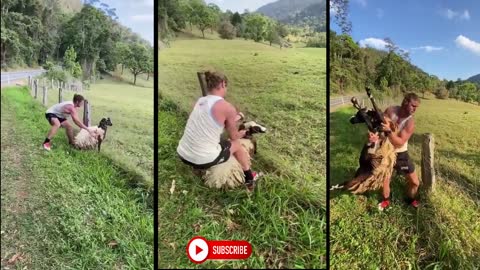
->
[43, 94, 94, 151]
[177, 71, 260, 191]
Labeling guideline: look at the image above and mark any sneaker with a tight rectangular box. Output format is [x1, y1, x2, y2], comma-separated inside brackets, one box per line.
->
[43, 142, 51, 151]
[409, 199, 419, 208]
[245, 172, 261, 192]
[378, 199, 390, 211]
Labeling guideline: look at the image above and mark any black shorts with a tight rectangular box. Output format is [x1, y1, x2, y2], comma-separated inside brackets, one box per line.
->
[179, 140, 231, 170]
[45, 113, 66, 124]
[354, 145, 415, 177]
[394, 151, 415, 175]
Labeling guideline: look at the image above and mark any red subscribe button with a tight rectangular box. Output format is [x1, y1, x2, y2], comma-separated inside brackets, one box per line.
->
[186, 236, 252, 264]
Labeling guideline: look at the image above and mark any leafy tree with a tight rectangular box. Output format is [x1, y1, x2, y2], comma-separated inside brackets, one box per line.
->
[125, 43, 150, 85]
[244, 13, 269, 42]
[189, 1, 216, 38]
[63, 46, 82, 78]
[231, 12, 242, 26]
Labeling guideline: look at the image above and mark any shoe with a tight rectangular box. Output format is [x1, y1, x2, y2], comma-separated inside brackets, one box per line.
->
[378, 199, 390, 211]
[407, 199, 419, 208]
[245, 172, 260, 192]
[43, 142, 51, 151]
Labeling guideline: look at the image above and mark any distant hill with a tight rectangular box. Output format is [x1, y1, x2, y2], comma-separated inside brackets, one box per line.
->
[466, 73, 480, 84]
[257, 0, 326, 32]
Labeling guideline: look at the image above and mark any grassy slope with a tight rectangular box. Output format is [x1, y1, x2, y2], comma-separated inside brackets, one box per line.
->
[1, 87, 153, 269]
[36, 74, 154, 191]
[330, 96, 480, 269]
[159, 37, 326, 268]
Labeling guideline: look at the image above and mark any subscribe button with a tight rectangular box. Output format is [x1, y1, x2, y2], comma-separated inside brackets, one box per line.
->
[186, 236, 252, 264]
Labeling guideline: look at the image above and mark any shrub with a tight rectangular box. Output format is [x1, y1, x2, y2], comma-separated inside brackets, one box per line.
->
[218, 20, 236, 39]
[435, 88, 449, 99]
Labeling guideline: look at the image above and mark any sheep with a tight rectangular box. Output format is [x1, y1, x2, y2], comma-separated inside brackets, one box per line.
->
[330, 117, 398, 194]
[200, 121, 267, 190]
[74, 118, 112, 152]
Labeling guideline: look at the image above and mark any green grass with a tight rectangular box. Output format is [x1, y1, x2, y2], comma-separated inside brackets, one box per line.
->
[330, 96, 480, 269]
[1, 86, 153, 269]
[159, 37, 326, 268]
[34, 74, 153, 191]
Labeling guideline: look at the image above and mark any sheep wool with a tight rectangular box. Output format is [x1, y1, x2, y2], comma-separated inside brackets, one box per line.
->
[203, 138, 255, 189]
[74, 126, 105, 150]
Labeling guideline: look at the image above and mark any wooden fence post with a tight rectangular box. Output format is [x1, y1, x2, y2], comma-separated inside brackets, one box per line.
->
[83, 99, 91, 126]
[34, 80, 38, 99]
[51, 78, 54, 89]
[28, 76, 32, 88]
[197, 72, 208, 97]
[422, 133, 435, 191]
[43, 86, 47, 106]
[58, 87, 63, 103]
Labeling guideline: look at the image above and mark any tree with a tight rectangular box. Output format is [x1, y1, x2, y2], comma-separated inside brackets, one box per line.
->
[63, 46, 82, 78]
[189, 1, 216, 38]
[244, 13, 269, 42]
[115, 42, 131, 74]
[231, 12, 242, 26]
[61, 5, 111, 79]
[218, 20, 236, 39]
[125, 43, 150, 85]
[266, 22, 281, 46]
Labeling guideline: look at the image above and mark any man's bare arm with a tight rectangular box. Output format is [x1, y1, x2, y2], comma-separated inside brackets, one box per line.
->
[224, 104, 243, 140]
[387, 119, 414, 148]
[65, 105, 89, 130]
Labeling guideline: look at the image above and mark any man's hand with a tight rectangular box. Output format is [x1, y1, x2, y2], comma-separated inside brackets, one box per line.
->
[238, 129, 247, 138]
[368, 132, 379, 143]
[381, 122, 392, 133]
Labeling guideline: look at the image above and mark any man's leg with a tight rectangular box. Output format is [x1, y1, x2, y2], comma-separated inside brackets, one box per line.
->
[61, 120, 75, 145]
[406, 171, 420, 200]
[46, 118, 61, 140]
[382, 175, 391, 200]
[230, 139, 250, 171]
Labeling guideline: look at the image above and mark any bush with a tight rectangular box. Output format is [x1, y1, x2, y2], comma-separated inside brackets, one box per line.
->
[435, 88, 449, 99]
[218, 20, 236, 39]
[43, 61, 55, 71]
[306, 35, 326, 48]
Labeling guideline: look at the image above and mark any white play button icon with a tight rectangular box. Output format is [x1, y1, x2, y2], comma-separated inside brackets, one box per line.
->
[186, 237, 209, 263]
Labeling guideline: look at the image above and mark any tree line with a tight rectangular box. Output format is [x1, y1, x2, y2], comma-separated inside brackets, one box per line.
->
[1, 0, 153, 85]
[158, 0, 325, 48]
[330, 31, 479, 104]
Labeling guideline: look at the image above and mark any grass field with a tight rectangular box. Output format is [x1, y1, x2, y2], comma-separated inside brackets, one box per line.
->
[159, 35, 327, 268]
[330, 95, 480, 269]
[33, 72, 153, 191]
[1, 86, 153, 269]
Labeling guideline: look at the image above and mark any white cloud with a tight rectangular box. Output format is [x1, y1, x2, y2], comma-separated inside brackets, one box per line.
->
[411, 46, 444, 52]
[354, 0, 367, 7]
[376, 8, 384, 18]
[131, 14, 153, 22]
[359, 38, 389, 50]
[455, 35, 480, 56]
[442, 8, 470, 20]
[460, 10, 470, 20]
[330, 1, 337, 16]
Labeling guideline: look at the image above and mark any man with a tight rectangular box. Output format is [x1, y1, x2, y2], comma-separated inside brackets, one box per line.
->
[368, 93, 421, 210]
[177, 71, 259, 191]
[43, 94, 94, 151]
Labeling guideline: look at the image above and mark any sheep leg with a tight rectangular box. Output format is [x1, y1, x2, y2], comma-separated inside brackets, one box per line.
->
[97, 135, 103, 152]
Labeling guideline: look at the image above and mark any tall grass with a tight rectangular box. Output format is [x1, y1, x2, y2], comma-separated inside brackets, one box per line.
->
[159, 38, 326, 268]
[330, 96, 480, 269]
[1, 86, 153, 269]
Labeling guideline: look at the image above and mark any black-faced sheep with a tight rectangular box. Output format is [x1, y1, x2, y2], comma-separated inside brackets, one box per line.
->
[201, 121, 267, 189]
[74, 118, 112, 152]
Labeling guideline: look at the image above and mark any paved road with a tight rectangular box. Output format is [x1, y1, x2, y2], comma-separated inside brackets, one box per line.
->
[1, 69, 45, 85]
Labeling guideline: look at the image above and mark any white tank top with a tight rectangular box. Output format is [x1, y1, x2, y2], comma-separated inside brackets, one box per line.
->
[46, 101, 74, 119]
[177, 95, 225, 164]
[391, 111, 412, 153]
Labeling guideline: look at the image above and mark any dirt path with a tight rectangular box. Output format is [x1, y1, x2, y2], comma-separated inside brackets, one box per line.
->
[1, 101, 35, 268]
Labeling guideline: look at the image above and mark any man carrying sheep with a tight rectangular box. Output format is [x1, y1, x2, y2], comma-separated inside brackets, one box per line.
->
[43, 94, 94, 151]
[368, 93, 421, 210]
[177, 71, 260, 191]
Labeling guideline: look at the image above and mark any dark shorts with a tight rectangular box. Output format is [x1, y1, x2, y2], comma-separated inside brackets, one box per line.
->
[179, 140, 231, 170]
[394, 151, 415, 175]
[45, 113, 66, 124]
[355, 145, 415, 177]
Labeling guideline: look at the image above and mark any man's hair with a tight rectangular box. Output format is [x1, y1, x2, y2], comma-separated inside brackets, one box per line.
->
[402, 92, 420, 106]
[73, 94, 84, 104]
[205, 71, 228, 91]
